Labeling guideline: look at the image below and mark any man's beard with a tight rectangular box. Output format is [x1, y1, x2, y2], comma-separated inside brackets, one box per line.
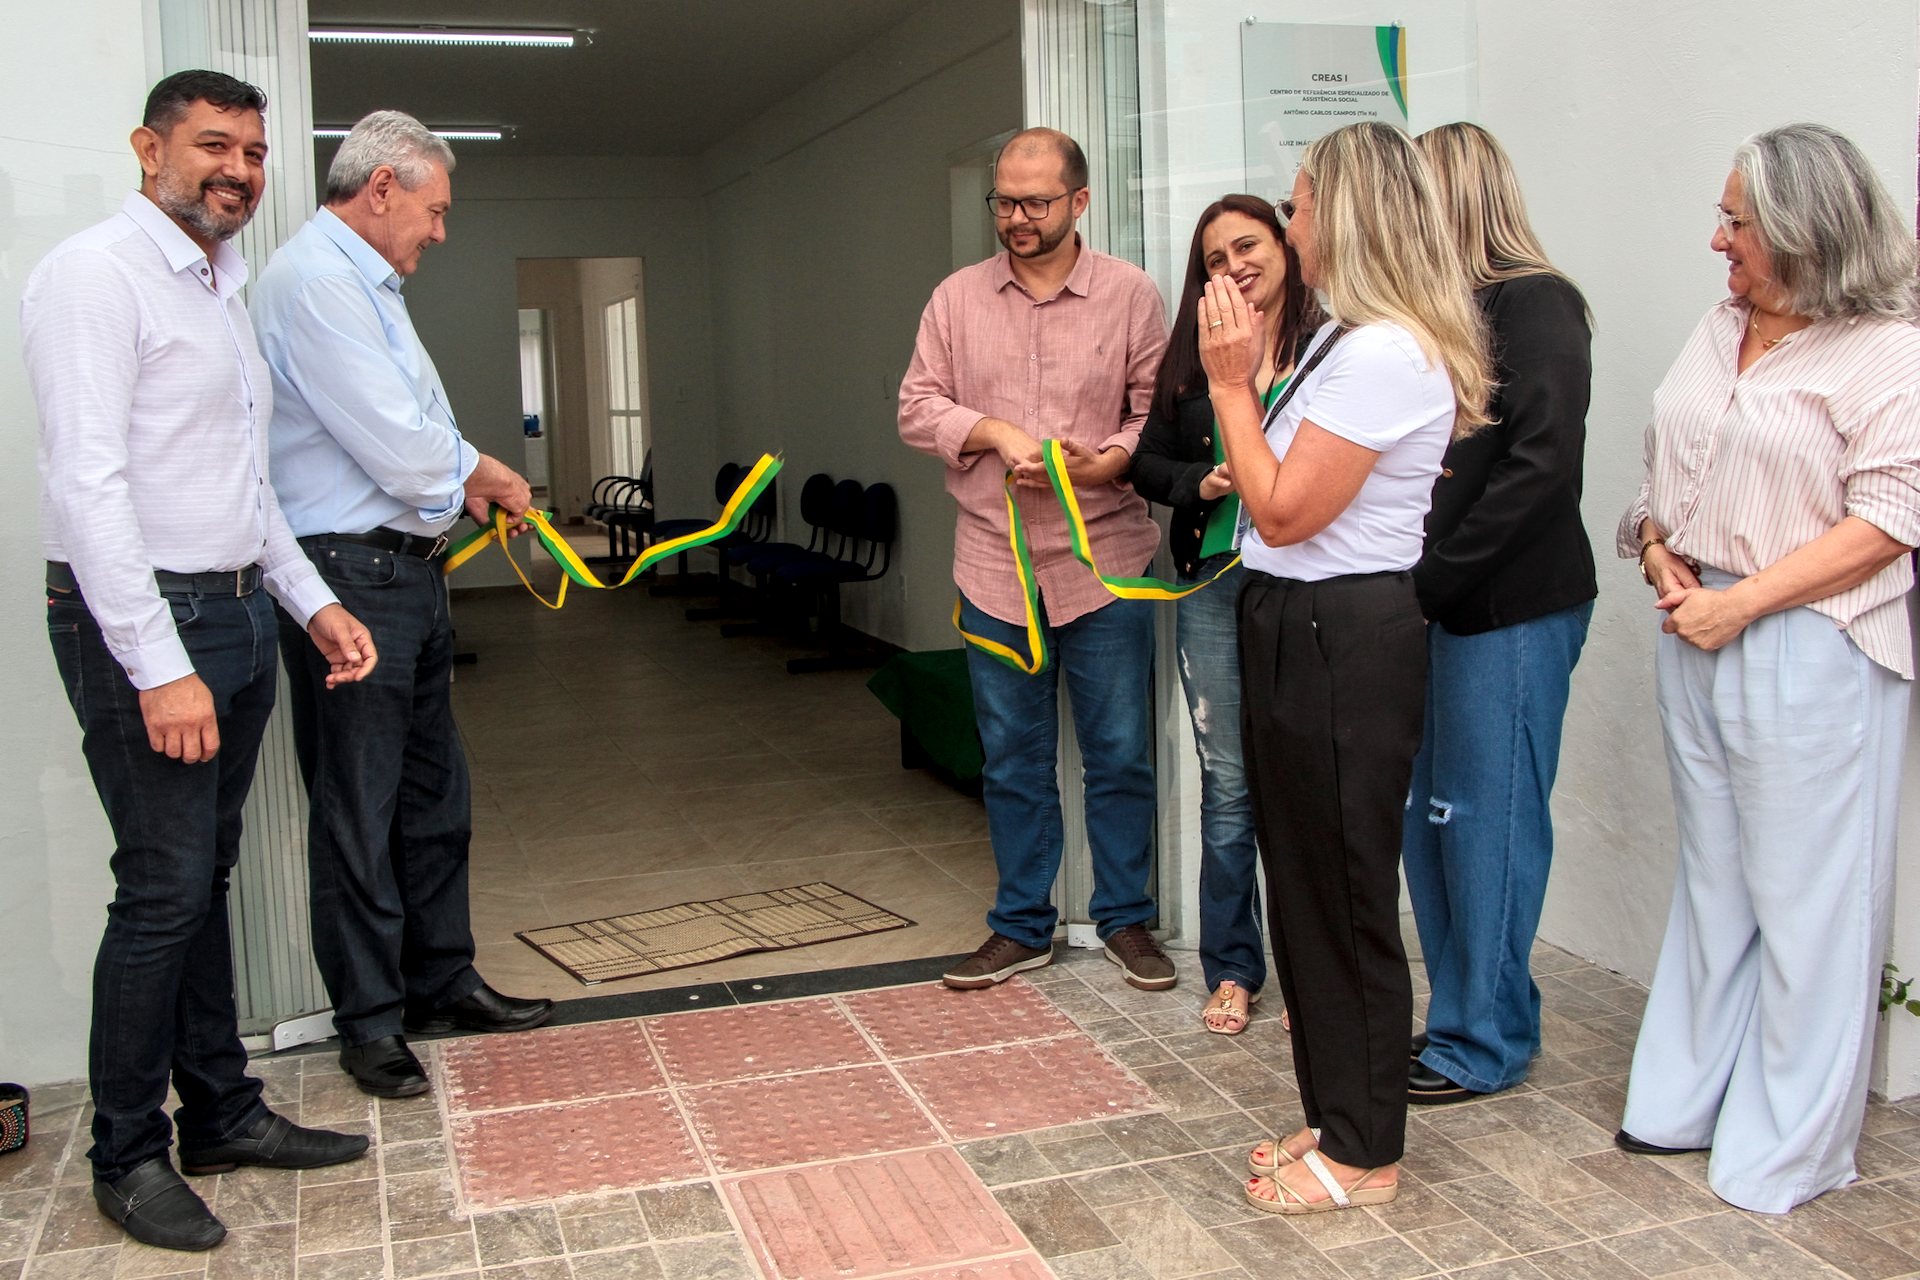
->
[155, 170, 256, 243]
[999, 216, 1071, 259]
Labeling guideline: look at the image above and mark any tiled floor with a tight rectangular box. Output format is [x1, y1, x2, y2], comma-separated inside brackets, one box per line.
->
[13, 564, 1920, 1277]
[445, 568, 999, 1002]
[14, 947, 1920, 1278]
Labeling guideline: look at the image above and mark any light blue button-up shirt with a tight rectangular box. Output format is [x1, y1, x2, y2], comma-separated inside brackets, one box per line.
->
[252, 207, 477, 537]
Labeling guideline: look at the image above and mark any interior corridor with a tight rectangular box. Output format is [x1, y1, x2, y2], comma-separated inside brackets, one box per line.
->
[449, 576, 997, 998]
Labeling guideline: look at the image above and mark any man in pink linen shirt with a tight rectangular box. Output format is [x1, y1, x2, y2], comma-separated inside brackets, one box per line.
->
[899, 127, 1173, 993]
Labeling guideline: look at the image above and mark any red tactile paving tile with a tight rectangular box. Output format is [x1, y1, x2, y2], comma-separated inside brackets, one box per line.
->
[839, 979, 1074, 1058]
[683, 1065, 941, 1173]
[724, 1147, 1033, 1280]
[896, 1036, 1158, 1141]
[645, 999, 878, 1086]
[437, 1018, 664, 1113]
[449, 1092, 704, 1208]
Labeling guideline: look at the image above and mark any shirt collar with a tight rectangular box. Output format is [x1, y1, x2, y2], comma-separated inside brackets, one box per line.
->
[312, 205, 405, 292]
[122, 191, 250, 296]
[990, 234, 1093, 298]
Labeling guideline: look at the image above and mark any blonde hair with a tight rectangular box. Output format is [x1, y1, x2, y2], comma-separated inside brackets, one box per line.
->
[1415, 122, 1580, 297]
[1301, 121, 1493, 434]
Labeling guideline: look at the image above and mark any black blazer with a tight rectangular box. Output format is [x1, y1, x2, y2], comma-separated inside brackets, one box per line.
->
[1414, 273, 1598, 634]
[1131, 388, 1224, 579]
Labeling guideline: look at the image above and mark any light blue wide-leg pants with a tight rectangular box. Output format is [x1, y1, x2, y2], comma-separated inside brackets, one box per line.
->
[1622, 574, 1907, 1214]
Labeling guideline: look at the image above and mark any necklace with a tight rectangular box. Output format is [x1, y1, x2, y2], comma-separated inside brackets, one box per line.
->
[1749, 315, 1802, 350]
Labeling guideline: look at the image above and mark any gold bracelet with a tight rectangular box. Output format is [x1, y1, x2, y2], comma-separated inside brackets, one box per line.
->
[1638, 536, 1666, 585]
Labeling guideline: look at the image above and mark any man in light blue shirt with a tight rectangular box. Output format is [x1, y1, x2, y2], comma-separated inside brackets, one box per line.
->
[252, 110, 551, 1101]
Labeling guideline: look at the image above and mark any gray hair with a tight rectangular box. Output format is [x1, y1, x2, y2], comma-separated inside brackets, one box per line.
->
[1734, 123, 1918, 321]
[323, 110, 455, 203]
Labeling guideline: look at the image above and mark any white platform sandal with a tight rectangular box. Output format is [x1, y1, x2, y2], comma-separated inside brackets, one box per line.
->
[1246, 1126, 1319, 1177]
[1246, 1149, 1398, 1215]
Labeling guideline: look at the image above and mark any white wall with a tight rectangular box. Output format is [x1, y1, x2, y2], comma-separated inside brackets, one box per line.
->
[516, 258, 594, 514]
[1141, 0, 1920, 1090]
[700, 0, 1023, 651]
[1, 0, 157, 1084]
[1476, 1, 1920, 1090]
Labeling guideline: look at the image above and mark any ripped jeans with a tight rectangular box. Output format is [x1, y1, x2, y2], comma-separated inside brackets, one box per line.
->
[1175, 556, 1265, 995]
[1402, 601, 1592, 1093]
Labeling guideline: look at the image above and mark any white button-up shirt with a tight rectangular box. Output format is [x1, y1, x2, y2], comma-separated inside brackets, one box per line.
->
[23, 192, 337, 690]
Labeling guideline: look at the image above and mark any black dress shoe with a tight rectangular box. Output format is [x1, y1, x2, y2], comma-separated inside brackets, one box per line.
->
[339, 1035, 430, 1098]
[1615, 1129, 1707, 1156]
[1408, 1061, 1488, 1106]
[94, 1157, 225, 1251]
[1410, 1031, 1429, 1061]
[404, 983, 554, 1035]
[179, 1111, 370, 1175]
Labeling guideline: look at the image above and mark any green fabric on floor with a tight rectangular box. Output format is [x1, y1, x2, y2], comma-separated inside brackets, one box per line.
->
[867, 649, 984, 780]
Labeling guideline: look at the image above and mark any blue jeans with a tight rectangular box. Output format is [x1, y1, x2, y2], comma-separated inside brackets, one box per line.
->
[48, 581, 277, 1178]
[960, 592, 1157, 949]
[278, 539, 480, 1045]
[1176, 557, 1263, 994]
[1403, 601, 1592, 1093]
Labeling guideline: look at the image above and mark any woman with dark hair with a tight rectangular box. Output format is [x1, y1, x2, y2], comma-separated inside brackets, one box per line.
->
[1619, 122, 1920, 1213]
[1131, 195, 1317, 1037]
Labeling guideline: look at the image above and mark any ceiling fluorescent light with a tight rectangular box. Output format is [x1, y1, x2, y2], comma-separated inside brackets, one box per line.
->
[313, 127, 506, 142]
[309, 26, 578, 48]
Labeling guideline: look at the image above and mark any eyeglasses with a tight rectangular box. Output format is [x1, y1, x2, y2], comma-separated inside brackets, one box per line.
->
[985, 188, 1081, 220]
[1276, 197, 1307, 222]
[1713, 205, 1753, 236]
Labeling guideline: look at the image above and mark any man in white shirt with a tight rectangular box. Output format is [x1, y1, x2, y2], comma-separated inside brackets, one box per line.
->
[21, 70, 380, 1252]
[252, 110, 549, 1103]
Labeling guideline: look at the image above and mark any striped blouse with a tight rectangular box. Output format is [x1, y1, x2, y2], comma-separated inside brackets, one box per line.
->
[1618, 299, 1920, 677]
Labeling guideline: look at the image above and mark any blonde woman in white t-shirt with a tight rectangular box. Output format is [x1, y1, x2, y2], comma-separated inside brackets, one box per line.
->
[1197, 119, 1491, 1215]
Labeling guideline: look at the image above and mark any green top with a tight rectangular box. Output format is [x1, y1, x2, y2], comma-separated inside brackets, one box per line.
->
[1197, 376, 1289, 560]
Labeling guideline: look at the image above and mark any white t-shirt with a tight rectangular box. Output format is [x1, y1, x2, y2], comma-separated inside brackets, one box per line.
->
[1240, 320, 1456, 582]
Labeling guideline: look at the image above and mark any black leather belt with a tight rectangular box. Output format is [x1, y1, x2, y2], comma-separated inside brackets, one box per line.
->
[301, 527, 451, 561]
[46, 561, 261, 597]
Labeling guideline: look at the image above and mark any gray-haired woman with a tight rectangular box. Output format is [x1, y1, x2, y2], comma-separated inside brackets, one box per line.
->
[1618, 122, 1920, 1214]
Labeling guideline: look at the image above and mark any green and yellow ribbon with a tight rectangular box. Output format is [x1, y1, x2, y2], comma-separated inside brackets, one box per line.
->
[443, 453, 783, 610]
[954, 440, 1240, 674]
[1043, 439, 1238, 601]
[952, 474, 1051, 673]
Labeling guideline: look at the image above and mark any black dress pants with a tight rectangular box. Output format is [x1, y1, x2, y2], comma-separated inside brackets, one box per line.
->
[277, 539, 481, 1045]
[1238, 569, 1426, 1168]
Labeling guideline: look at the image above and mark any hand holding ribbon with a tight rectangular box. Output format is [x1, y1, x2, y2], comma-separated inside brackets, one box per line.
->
[443, 454, 783, 610]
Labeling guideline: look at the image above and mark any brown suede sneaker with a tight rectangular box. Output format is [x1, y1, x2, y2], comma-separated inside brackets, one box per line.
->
[1104, 924, 1176, 991]
[942, 933, 1053, 990]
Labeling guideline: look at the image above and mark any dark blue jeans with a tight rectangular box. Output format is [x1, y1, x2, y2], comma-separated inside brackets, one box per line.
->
[277, 539, 480, 1046]
[49, 581, 276, 1179]
[959, 592, 1157, 950]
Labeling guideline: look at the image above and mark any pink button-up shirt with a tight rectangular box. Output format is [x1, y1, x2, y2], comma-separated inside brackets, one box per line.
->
[899, 242, 1167, 627]
[1619, 300, 1920, 676]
